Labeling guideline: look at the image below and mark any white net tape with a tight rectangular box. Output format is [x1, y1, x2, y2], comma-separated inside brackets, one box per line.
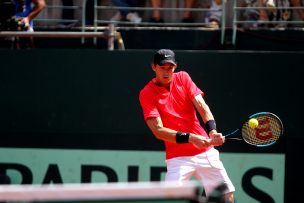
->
[0, 181, 200, 202]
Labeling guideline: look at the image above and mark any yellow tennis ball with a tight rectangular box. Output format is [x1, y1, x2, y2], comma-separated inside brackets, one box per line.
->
[248, 118, 259, 129]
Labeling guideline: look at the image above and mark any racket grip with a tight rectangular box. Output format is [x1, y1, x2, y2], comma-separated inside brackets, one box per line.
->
[225, 137, 242, 140]
[224, 129, 239, 137]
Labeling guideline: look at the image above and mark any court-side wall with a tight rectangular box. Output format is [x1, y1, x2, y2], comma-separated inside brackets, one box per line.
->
[0, 50, 303, 203]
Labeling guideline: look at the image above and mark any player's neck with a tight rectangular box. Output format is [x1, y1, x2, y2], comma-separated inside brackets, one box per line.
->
[154, 80, 171, 91]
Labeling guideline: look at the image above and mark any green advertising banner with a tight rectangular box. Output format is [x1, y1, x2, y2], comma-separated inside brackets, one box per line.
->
[0, 148, 284, 203]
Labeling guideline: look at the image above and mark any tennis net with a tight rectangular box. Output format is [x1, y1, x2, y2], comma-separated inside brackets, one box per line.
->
[0, 181, 201, 203]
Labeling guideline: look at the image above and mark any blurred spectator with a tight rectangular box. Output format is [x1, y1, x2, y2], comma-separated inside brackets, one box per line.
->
[290, 0, 304, 20]
[257, 0, 276, 22]
[205, 0, 223, 28]
[15, 0, 45, 48]
[0, 0, 45, 48]
[240, 0, 276, 28]
[110, 0, 142, 24]
[15, 0, 46, 31]
[271, 0, 291, 28]
[150, 0, 195, 23]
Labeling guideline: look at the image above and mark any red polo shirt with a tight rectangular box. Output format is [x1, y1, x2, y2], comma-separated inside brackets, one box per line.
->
[139, 71, 211, 159]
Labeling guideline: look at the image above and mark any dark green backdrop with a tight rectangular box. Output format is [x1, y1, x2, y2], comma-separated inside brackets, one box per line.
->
[0, 50, 302, 139]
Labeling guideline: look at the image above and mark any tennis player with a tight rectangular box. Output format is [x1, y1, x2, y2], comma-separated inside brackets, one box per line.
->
[139, 49, 235, 202]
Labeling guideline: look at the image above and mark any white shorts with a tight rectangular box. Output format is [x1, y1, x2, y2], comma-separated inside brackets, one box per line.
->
[165, 147, 235, 197]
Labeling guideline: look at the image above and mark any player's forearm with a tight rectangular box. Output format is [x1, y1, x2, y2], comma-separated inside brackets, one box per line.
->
[199, 104, 214, 123]
[146, 116, 212, 146]
[150, 125, 178, 143]
[153, 127, 212, 147]
[193, 94, 215, 123]
[146, 117, 176, 142]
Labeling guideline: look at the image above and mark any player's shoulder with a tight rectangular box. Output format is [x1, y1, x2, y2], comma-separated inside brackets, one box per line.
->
[175, 70, 190, 76]
[139, 82, 158, 105]
[175, 71, 191, 80]
[139, 81, 154, 97]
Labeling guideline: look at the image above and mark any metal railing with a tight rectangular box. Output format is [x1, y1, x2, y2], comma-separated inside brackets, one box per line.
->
[1, 0, 303, 49]
[91, 1, 227, 45]
[0, 29, 125, 50]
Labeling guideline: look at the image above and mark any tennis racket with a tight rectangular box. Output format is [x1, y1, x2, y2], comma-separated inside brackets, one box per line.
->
[225, 112, 283, 147]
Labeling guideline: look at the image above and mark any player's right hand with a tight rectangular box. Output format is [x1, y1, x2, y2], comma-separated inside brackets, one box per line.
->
[209, 132, 225, 146]
[189, 134, 212, 149]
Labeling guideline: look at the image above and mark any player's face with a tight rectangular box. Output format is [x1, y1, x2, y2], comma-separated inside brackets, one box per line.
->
[152, 63, 176, 87]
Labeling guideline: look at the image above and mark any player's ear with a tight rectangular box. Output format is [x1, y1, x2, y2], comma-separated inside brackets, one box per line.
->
[151, 63, 156, 71]
[172, 64, 177, 72]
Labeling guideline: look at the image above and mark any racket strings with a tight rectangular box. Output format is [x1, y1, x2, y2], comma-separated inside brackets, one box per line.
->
[241, 114, 283, 146]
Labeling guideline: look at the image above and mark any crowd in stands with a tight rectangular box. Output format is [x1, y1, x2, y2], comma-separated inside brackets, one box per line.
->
[22, 0, 303, 30]
[1, 0, 304, 32]
[0, 0, 303, 49]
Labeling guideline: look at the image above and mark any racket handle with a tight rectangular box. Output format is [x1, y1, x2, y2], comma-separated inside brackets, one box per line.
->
[225, 137, 242, 140]
[224, 129, 239, 137]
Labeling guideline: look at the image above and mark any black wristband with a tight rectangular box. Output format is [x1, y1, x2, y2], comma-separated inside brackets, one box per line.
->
[176, 132, 190, 143]
[205, 120, 217, 134]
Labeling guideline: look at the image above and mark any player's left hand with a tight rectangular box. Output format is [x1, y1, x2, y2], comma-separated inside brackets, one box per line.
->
[209, 130, 225, 146]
